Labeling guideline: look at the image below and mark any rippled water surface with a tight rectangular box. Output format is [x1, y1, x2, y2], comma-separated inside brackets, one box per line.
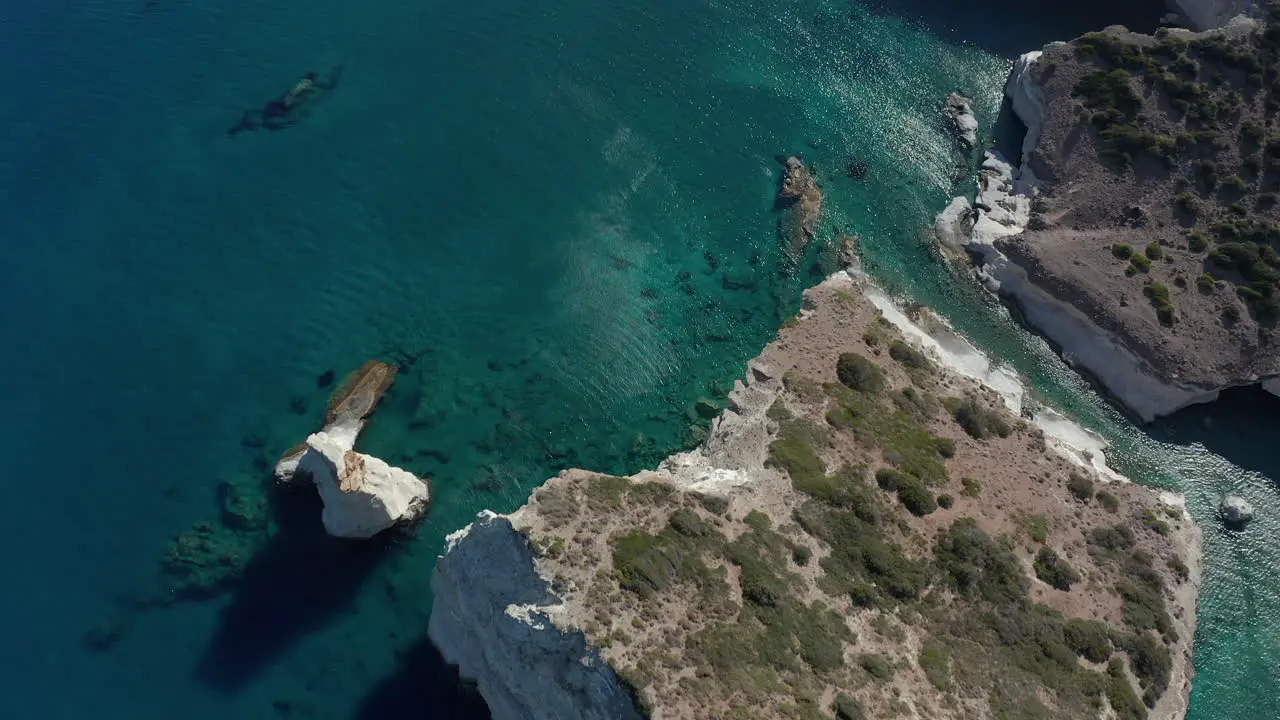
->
[0, 0, 1274, 718]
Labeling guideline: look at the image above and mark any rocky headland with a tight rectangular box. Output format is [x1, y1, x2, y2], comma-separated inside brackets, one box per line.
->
[430, 262, 1201, 720]
[939, 6, 1280, 420]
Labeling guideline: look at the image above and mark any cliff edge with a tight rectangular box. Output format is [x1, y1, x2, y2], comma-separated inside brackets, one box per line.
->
[943, 12, 1280, 419]
[430, 269, 1201, 720]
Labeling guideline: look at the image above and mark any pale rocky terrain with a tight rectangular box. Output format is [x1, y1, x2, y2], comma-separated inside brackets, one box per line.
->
[431, 266, 1201, 720]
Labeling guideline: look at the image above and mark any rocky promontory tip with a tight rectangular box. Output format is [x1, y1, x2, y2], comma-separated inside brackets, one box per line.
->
[430, 267, 1200, 720]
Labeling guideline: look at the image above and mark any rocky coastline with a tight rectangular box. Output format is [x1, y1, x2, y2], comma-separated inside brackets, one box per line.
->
[936, 10, 1280, 420]
[430, 260, 1202, 720]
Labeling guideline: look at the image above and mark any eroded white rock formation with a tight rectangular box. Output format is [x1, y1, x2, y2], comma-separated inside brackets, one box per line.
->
[298, 430, 430, 539]
[1005, 51, 1050, 191]
[429, 512, 644, 720]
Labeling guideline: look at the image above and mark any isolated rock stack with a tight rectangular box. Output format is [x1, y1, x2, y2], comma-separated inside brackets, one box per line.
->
[275, 360, 430, 538]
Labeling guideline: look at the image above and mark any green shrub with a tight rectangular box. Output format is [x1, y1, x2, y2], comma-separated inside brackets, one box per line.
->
[888, 340, 930, 370]
[1187, 232, 1208, 252]
[1075, 69, 1143, 119]
[934, 437, 956, 458]
[1143, 282, 1170, 304]
[896, 475, 937, 516]
[1143, 509, 1171, 536]
[875, 468, 905, 491]
[767, 421, 827, 490]
[1157, 303, 1176, 326]
[1172, 193, 1199, 216]
[937, 493, 955, 509]
[836, 353, 886, 394]
[1197, 272, 1216, 291]
[1222, 174, 1248, 193]
[1124, 632, 1173, 708]
[1105, 658, 1149, 720]
[792, 545, 812, 566]
[935, 518, 1029, 604]
[1067, 472, 1094, 501]
[1113, 243, 1135, 259]
[1034, 547, 1082, 591]
[952, 397, 1012, 440]
[1223, 303, 1242, 322]
[670, 508, 712, 537]
[961, 477, 981, 497]
[1129, 254, 1152, 273]
[1167, 555, 1190, 581]
[919, 641, 952, 691]
[1064, 618, 1114, 663]
[1089, 524, 1136, 552]
[1144, 243, 1163, 260]
[858, 653, 894, 680]
[1097, 491, 1120, 512]
[834, 694, 866, 720]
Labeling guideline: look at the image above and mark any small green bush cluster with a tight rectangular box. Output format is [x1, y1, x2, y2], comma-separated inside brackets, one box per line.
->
[950, 397, 1012, 440]
[1127, 253, 1152, 276]
[1067, 472, 1094, 501]
[1097, 491, 1121, 512]
[1172, 193, 1199, 216]
[888, 340, 930, 371]
[836, 353, 886, 394]
[1197, 272, 1217, 291]
[1144, 242, 1163, 260]
[1034, 547, 1082, 591]
[1187, 231, 1208, 252]
[1113, 243, 1135, 259]
[1064, 618, 1114, 663]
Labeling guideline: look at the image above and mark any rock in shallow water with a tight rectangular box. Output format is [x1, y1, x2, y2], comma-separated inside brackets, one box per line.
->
[1218, 494, 1255, 527]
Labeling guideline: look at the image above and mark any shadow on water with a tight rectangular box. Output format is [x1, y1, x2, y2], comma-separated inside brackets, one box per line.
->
[856, 0, 1168, 57]
[1153, 385, 1280, 481]
[352, 635, 491, 720]
[195, 487, 395, 693]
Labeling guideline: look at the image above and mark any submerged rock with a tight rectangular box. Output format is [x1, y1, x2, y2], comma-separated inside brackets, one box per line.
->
[298, 430, 430, 539]
[1218, 494, 1255, 527]
[776, 156, 823, 259]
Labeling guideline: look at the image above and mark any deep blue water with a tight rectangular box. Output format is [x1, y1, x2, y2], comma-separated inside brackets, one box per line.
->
[1, 1, 1275, 718]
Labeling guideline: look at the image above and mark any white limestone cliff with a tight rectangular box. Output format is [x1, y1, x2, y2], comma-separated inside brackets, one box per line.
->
[1170, 0, 1257, 31]
[1004, 51, 1049, 191]
[297, 429, 430, 539]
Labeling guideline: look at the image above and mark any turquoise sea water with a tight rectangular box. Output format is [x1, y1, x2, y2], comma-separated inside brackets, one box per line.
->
[0, 1, 1274, 718]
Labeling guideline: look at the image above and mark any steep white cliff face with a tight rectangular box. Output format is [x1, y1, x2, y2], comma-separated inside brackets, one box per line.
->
[1005, 51, 1048, 191]
[429, 512, 644, 720]
[298, 430, 429, 539]
[1170, 0, 1257, 31]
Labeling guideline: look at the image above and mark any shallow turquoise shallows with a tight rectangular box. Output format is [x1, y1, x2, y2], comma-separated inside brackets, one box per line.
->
[0, 1, 1274, 718]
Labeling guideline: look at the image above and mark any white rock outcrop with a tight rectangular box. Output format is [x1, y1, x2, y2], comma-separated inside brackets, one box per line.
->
[1004, 51, 1048, 191]
[1264, 377, 1280, 398]
[297, 429, 430, 539]
[429, 512, 644, 720]
[1218, 494, 1255, 526]
[1170, 0, 1257, 31]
